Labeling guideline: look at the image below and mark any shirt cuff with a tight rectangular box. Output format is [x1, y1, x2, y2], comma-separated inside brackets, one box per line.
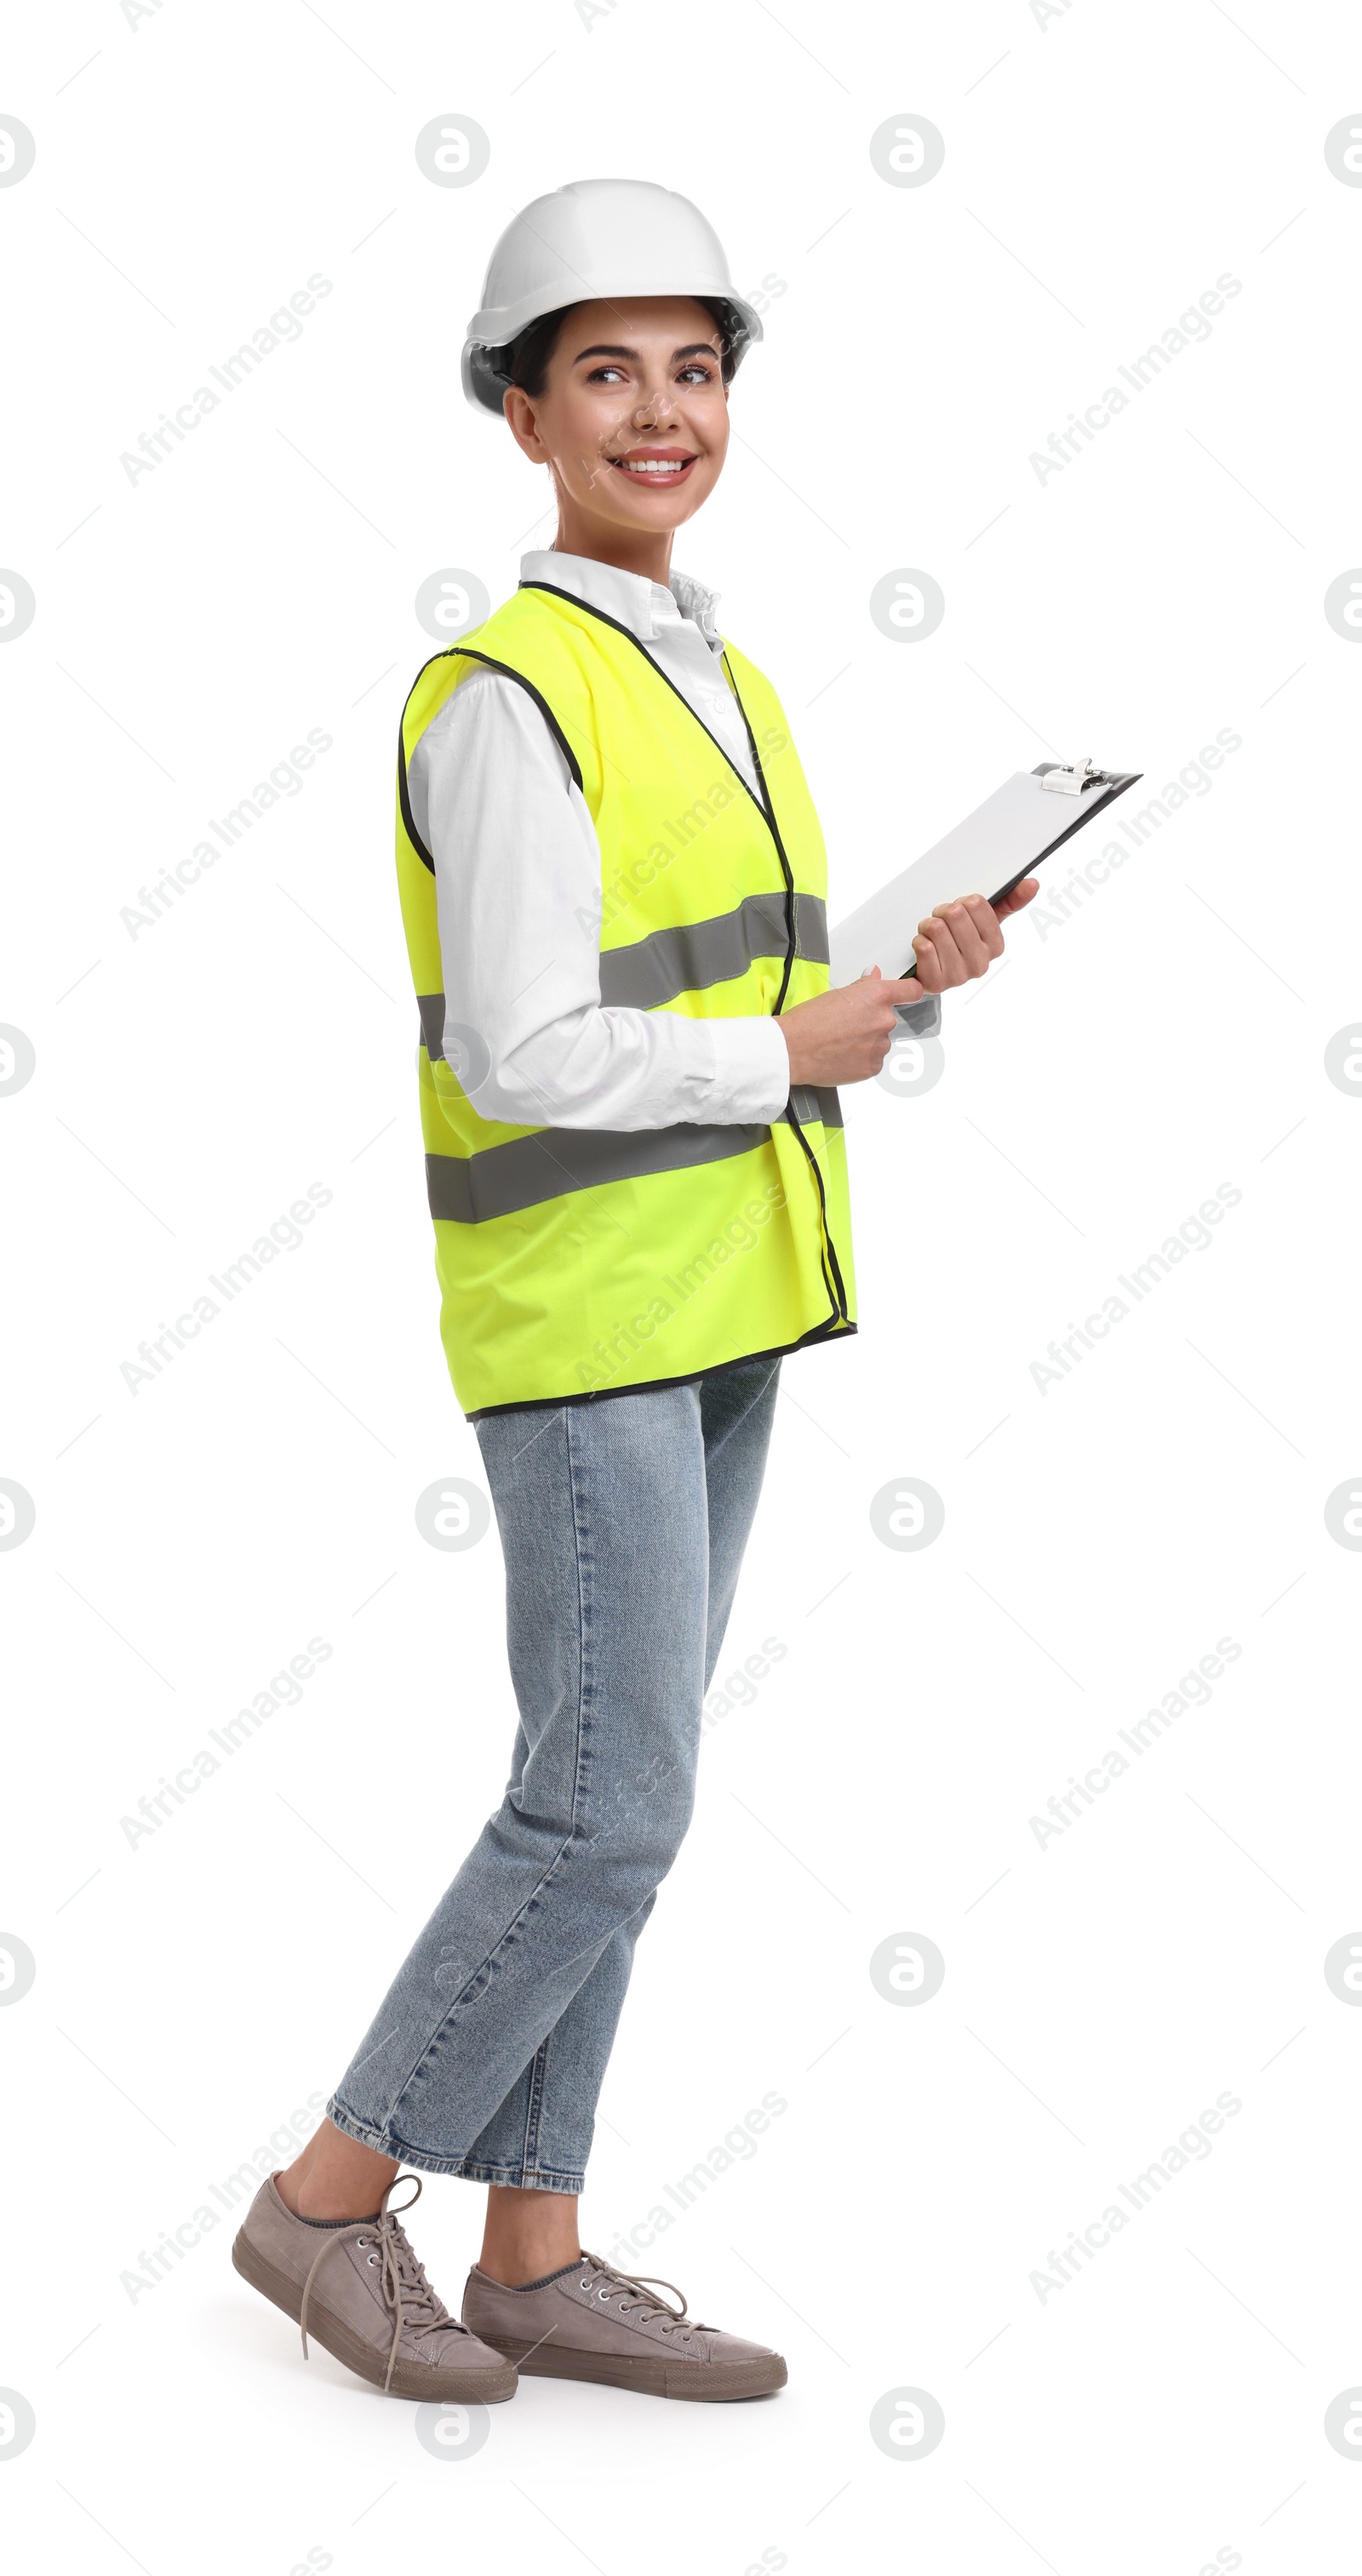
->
[704, 1015, 792, 1124]
[896, 995, 942, 1038]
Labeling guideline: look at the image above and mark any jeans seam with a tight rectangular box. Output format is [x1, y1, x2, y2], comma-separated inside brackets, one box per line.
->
[522, 2033, 549, 2177]
[564, 1401, 594, 1835]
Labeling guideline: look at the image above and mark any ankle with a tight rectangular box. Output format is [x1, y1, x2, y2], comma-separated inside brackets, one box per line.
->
[478, 2180, 581, 2287]
[478, 2245, 581, 2289]
[276, 2135, 400, 2224]
[278, 2172, 386, 2224]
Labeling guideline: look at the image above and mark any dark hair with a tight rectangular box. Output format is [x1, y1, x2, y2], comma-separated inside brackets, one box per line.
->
[501, 298, 740, 398]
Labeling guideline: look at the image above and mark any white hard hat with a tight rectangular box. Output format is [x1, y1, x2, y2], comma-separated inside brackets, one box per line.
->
[461, 177, 763, 415]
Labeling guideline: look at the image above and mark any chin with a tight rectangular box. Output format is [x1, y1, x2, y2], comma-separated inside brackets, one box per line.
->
[621, 488, 707, 527]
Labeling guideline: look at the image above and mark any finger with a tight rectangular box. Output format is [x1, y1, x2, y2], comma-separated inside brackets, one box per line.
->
[921, 907, 988, 983]
[966, 891, 1005, 947]
[994, 878, 1039, 918]
[914, 916, 967, 987]
[883, 973, 925, 1004]
[929, 900, 993, 979]
[907, 927, 947, 992]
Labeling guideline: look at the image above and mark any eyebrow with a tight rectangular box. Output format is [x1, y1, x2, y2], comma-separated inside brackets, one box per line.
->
[571, 341, 720, 364]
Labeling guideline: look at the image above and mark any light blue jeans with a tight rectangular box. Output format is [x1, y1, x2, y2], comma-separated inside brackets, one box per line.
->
[327, 1357, 781, 2192]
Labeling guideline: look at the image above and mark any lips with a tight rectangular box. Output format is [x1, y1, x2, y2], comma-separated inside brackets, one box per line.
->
[607, 449, 698, 483]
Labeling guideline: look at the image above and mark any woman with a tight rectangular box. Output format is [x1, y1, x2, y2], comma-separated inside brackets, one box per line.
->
[233, 178, 1034, 2406]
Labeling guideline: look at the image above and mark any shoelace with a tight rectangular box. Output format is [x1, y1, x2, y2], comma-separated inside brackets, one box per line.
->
[576, 2253, 711, 2343]
[298, 2174, 465, 2393]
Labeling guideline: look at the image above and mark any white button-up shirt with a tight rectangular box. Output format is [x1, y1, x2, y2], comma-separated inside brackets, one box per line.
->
[405, 549, 800, 1132]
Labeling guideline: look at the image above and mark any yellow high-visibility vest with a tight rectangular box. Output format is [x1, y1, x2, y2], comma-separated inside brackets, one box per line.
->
[395, 579, 856, 1415]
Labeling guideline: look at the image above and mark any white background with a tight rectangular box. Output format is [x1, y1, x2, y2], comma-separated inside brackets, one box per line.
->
[3, 2, 1361, 2569]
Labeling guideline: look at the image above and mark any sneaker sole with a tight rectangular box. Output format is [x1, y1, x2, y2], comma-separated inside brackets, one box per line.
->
[232, 2227, 518, 2403]
[484, 2333, 787, 2401]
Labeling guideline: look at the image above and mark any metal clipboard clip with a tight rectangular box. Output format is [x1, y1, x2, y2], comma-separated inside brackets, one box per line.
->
[1041, 756, 1113, 797]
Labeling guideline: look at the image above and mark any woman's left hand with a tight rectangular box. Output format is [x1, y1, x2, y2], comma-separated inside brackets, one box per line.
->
[911, 879, 1039, 990]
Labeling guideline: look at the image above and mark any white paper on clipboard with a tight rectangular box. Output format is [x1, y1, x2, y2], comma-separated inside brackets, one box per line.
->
[827, 763, 1142, 987]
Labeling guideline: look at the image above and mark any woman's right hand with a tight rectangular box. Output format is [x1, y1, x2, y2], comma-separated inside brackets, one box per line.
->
[778, 965, 926, 1087]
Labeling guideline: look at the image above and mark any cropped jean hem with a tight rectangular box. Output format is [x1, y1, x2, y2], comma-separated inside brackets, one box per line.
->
[325, 2092, 583, 2194]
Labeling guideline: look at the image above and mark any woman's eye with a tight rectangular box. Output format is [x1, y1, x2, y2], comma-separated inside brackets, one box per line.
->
[587, 364, 628, 384]
[678, 364, 714, 384]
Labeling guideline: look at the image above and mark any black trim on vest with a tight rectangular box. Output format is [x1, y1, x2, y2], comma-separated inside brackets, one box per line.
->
[786, 1108, 850, 1321]
[519, 581, 772, 827]
[724, 652, 850, 1325]
[724, 668, 797, 1003]
[454, 649, 585, 792]
[396, 639, 586, 875]
[396, 656, 443, 872]
[465, 1316, 857, 1421]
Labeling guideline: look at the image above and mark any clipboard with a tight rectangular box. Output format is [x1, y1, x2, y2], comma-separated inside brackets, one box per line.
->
[827, 760, 1142, 988]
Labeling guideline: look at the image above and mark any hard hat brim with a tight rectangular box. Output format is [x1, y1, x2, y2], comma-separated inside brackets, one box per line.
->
[461, 283, 764, 417]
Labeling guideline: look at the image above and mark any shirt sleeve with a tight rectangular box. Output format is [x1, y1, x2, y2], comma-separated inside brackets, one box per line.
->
[410, 669, 793, 1133]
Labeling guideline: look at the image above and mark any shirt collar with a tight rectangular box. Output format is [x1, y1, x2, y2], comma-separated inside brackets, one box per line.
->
[519, 549, 725, 655]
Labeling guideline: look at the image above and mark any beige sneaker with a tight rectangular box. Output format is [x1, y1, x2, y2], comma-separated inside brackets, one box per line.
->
[232, 2173, 517, 2402]
[462, 2250, 787, 2401]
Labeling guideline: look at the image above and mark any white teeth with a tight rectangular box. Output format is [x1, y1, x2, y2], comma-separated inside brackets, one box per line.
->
[617, 457, 690, 474]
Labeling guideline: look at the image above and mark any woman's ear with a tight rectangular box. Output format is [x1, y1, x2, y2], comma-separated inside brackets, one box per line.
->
[503, 384, 548, 465]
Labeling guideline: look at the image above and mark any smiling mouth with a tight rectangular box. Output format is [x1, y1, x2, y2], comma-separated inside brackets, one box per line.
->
[607, 451, 698, 481]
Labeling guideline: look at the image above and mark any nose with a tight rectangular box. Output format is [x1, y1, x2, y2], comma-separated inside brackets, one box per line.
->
[632, 384, 676, 431]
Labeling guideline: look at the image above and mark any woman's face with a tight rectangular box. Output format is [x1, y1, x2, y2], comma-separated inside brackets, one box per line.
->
[504, 295, 730, 541]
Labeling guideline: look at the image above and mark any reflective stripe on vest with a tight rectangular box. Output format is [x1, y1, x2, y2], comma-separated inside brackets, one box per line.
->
[394, 582, 856, 1416]
[416, 890, 829, 1047]
[421, 1091, 845, 1226]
